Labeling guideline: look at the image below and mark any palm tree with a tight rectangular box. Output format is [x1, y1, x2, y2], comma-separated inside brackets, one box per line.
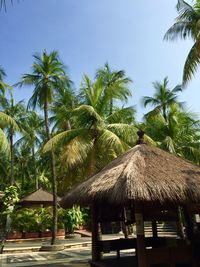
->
[143, 103, 200, 163]
[15, 143, 32, 191]
[0, 110, 19, 188]
[0, 111, 18, 154]
[17, 50, 70, 245]
[142, 77, 183, 121]
[44, 104, 138, 180]
[2, 93, 25, 185]
[44, 74, 136, 183]
[16, 111, 43, 189]
[95, 63, 132, 115]
[51, 84, 75, 132]
[164, 0, 200, 85]
[0, 67, 11, 109]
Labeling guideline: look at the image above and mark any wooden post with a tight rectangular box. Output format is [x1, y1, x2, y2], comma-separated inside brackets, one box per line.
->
[135, 203, 146, 267]
[152, 221, 158, 238]
[91, 204, 101, 262]
[183, 206, 194, 242]
[177, 207, 185, 239]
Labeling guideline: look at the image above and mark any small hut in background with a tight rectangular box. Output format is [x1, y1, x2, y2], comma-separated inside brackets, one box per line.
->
[61, 132, 200, 267]
[19, 188, 61, 208]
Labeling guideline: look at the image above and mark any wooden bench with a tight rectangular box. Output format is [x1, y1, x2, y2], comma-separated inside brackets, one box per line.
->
[98, 237, 175, 259]
[98, 238, 137, 258]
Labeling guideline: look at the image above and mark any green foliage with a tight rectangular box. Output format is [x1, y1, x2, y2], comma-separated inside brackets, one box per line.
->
[164, 0, 200, 85]
[11, 208, 39, 232]
[59, 206, 83, 234]
[36, 208, 52, 231]
[2, 186, 19, 211]
[9, 207, 84, 233]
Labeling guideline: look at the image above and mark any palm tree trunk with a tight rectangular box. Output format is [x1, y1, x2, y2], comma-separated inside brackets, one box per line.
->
[21, 162, 24, 190]
[10, 130, 14, 185]
[32, 147, 38, 189]
[65, 120, 71, 131]
[109, 99, 113, 116]
[44, 99, 58, 246]
[163, 105, 167, 122]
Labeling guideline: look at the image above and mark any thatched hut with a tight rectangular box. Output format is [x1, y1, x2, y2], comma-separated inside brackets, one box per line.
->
[61, 134, 200, 267]
[19, 188, 61, 207]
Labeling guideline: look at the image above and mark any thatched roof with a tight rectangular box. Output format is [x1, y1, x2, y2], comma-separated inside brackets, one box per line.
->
[61, 144, 200, 208]
[20, 188, 61, 205]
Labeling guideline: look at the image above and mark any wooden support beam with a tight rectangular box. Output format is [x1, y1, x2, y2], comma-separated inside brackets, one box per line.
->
[135, 203, 147, 267]
[183, 206, 194, 242]
[152, 221, 158, 238]
[91, 204, 101, 262]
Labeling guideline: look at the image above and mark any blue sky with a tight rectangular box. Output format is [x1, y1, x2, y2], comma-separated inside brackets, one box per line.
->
[1, 0, 199, 120]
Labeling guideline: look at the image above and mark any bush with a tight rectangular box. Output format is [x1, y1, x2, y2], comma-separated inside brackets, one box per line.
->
[37, 207, 52, 231]
[59, 206, 83, 234]
[9, 207, 84, 233]
[11, 208, 39, 232]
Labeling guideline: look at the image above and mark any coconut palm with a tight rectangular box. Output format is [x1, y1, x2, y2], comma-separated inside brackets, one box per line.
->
[164, 0, 200, 85]
[0, 112, 15, 149]
[143, 103, 200, 163]
[0, 67, 11, 109]
[44, 73, 136, 177]
[142, 77, 183, 121]
[95, 63, 132, 115]
[45, 72, 136, 184]
[15, 143, 32, 191]
[2, 93, 25, 185]
[51, 84, 75, 132]
[17, 50, 70, 245]
[44, 104, 138, 180]
[16, 111, 43, 189]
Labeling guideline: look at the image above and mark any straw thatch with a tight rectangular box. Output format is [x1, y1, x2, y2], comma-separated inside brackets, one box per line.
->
[19, 188, 61, 205]
[61, 144, 200, 208]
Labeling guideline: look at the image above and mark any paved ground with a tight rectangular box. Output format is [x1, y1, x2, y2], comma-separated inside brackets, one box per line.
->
[0, 233, 135, 266]
[2, 234, 125, 253]
[0, 247, 135, 267]
[0, 247, 91, 267]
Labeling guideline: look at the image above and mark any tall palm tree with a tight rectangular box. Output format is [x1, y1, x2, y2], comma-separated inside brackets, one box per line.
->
[95, 63, 132, 115]
[44, 104, 138, 180]
[142, 77, 183, 121]
[164, 0, 200, 85]
[0, 111, 18, 154]
[2, 93, 25, 185]
[0, 67, 11, 109]
[51, 85, 75, 132]
[17, 50, 70, 245]
[44, 75, 136, 182]
[16, 111, 43, 189]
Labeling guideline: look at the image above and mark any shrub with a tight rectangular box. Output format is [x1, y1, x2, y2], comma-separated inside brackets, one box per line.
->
[10, 208, 39, 232]
[59, 206, 83, 234]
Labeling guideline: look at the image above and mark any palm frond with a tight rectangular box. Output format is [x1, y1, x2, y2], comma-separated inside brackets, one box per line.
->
[43, 128, 87, 153]
[60, 136, 93, 168]
[183, 39, 200, 85]
[0, 111, 19, 130]
[97, 129, 125, 155]
[0, 128, 10, 153]
[73, 105, 103, 128]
